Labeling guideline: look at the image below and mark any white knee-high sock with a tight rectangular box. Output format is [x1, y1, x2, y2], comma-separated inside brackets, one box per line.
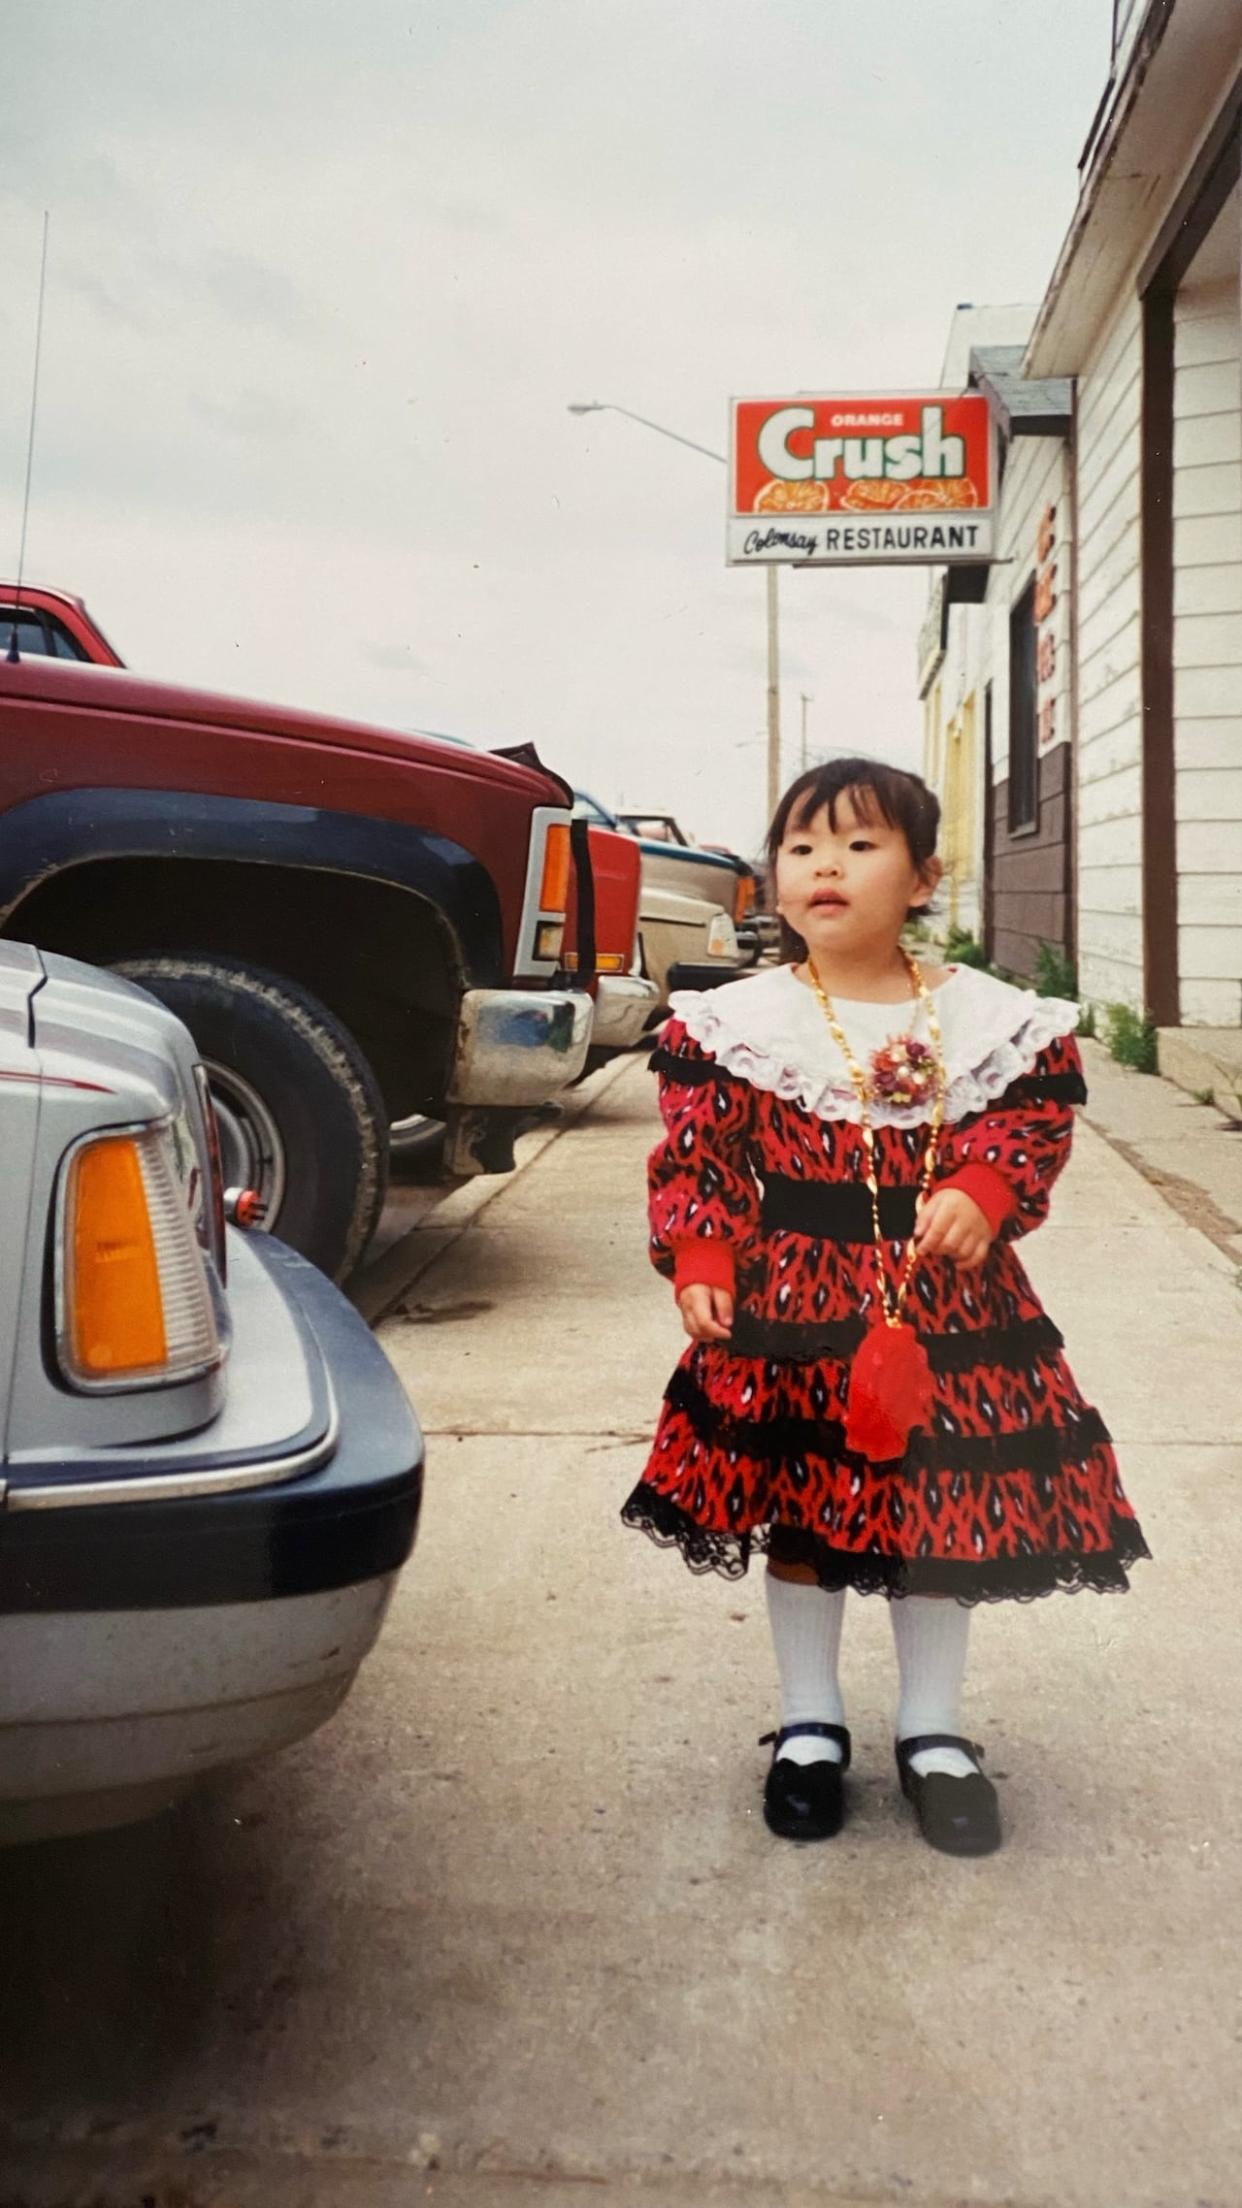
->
[890, 1596, 976, 1778]
[764, 1573, 847, 1765]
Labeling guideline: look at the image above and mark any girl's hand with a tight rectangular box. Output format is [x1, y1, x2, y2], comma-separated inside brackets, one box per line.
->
[914, 1188, 993, 1268]
[677, 1283, 735, 1341]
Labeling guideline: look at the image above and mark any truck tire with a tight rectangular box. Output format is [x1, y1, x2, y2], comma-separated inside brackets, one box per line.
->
[113, 956, 388, 1282]
[388, 1114, 447, 1180]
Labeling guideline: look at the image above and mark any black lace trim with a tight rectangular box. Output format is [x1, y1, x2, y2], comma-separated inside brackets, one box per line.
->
[648, 1045, 724, 1086]
[648, 1049, 1086, 1112]
[620, 1483, 1150, 1604]
[665, 1365, 1112, 1475]
[727, 1310, 1065, 1372]
[994, 1070, 1087, 1108]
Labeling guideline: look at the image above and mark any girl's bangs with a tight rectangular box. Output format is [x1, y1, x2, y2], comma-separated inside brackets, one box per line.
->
[788, 779, 894, 838]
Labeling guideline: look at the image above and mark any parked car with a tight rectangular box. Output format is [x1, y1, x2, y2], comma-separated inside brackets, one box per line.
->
[614, 808, 760, 958]
[0, 605, 653, 1233]
[0, 645, 603, 1281]
[638, 883, 742, 1008]
[573, 793, 749, 998]
[0, 943, 423, 1844]
[0, 584, 124, 665]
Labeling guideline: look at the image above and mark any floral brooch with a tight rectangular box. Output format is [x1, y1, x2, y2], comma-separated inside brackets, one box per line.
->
[868, 1035, 940, 1109]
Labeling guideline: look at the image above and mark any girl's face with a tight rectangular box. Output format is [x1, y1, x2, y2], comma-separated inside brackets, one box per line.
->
[775, 791, 941, 963]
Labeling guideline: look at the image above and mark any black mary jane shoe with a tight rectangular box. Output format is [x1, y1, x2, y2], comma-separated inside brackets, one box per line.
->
[759, 1722, 852, 1842]
[895, 1733, 1002, 1858]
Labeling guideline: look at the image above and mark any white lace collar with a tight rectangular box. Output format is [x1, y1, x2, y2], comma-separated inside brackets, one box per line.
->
[666, 962, 1079, 1127]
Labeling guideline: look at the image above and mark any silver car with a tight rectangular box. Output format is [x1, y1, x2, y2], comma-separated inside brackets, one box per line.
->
[0, 945, 423, 1844]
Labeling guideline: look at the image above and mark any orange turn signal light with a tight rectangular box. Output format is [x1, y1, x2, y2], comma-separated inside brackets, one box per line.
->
[67, 1136, 168, 1377]
[539, 822, 571, 916]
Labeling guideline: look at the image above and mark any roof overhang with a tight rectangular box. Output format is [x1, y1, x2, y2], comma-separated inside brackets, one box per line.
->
[969, 354, 1072, 440]
[1026, 1, 1242, 376]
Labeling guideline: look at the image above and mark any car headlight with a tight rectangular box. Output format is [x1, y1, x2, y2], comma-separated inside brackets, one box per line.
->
[706, 913, 739, 960]
[56, 1122, 224, 1392]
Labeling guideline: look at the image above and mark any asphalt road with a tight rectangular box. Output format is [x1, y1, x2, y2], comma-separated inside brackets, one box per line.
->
[2, 1050, 1241, 2208]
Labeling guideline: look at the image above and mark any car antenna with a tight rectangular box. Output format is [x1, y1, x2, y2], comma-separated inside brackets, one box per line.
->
[7, 210, 51, 666]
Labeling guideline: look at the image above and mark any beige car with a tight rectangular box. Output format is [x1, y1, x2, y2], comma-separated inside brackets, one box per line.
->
[639, 882, 744, 1010]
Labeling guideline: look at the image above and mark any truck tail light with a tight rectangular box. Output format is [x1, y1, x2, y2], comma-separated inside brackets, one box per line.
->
[735, 875, 755, 924]
[539, 823, 571, 915]
[516, 806, 576, 976]
[562, 949, 625, 974]
[58, 1127, 223, 1391]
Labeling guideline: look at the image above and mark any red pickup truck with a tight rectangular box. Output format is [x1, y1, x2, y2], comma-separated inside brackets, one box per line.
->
[0, 588, 653, 1279]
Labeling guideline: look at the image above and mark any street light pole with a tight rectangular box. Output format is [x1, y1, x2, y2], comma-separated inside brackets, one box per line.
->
[766, 568, 781, 818]
[568, 399, 781, 825]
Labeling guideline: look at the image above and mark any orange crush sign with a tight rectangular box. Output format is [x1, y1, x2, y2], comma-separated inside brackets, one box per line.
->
[728, 392, 995, 568]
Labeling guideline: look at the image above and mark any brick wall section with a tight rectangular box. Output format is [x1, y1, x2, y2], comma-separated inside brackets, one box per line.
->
[990, 744, 1072, 981]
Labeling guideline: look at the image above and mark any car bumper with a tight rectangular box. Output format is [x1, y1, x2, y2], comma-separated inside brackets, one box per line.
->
[590, 972, 660, 1049]
[666, 960, 747, 994]
[447, 987, 592, 1106]
[0, 1576, 400, 1843]
[0, 1235, 424, 1840]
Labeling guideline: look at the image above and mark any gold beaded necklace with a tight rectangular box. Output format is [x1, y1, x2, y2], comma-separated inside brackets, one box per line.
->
[805, 946, 948, 1327]
[804, 947, 949, 1457]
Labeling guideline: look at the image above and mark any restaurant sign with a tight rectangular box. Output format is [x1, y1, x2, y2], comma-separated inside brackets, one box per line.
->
[728, 392, 995, 567]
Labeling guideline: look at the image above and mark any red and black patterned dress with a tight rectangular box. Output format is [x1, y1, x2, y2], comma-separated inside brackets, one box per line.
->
[622, 963, 1149, 1604]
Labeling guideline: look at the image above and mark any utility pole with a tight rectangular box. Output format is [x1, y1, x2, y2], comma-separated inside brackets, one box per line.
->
[766, 567, 781, 821]
[800, 691, 813, 775]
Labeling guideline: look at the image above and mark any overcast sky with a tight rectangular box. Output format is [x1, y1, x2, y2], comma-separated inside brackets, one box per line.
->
[1, 1, 1112, 858]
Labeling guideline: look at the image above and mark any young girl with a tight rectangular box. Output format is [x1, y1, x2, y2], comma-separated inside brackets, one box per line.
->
[622, 757, 1148, 1856]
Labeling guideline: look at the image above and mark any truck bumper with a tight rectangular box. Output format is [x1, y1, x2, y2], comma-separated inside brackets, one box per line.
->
[590, 973, 660, 1050]
[447, 987, 592, 1107]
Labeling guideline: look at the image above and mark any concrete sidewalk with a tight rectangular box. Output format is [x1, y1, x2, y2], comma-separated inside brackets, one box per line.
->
[1079, 1033, 1242, 1266]
[3, 1052, 1240, 2208]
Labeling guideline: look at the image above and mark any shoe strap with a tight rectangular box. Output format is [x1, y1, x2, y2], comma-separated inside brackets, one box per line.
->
[759, 1721, 852, 1771]
[897, 1732, 984, 1769]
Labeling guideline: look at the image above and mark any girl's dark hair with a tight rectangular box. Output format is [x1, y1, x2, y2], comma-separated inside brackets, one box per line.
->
[765, 756, 941, 963]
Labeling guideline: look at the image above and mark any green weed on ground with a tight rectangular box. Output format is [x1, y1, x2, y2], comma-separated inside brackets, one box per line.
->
[1034, 942, 1078, 999]
[944, 924, 992, 970]
[1104, 1002, 1158, 1074]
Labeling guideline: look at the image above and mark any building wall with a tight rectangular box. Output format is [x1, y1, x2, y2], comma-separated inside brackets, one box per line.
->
[1172, 229, 1242, 1024]
[1071, 287, 1146, 1010]
[921, 600, 986, 943]
[941, 688, 980, 937]
[985, 434, 1074, 980]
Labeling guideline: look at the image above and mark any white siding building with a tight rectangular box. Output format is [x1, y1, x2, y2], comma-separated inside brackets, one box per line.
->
[921, 0, 1242, 1094]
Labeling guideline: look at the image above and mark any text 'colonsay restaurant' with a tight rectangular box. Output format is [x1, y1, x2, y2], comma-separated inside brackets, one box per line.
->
[916, 0, 1242, 1109]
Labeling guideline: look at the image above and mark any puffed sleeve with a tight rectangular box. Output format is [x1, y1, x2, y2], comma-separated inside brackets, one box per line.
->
[647, 1018, 759, 1296]
[932, 1031, 1086, 1241]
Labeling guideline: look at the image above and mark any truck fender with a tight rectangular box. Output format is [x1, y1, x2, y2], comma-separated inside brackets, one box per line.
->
[0, 788, 506, 984]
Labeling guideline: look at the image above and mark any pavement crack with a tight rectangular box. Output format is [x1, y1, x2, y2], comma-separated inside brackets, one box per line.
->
[424, 1428, 649, 1442]
[1083, 1116, 1242, 1262]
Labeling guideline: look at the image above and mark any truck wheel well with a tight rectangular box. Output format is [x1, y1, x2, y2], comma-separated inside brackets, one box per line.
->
[7, 858, 464, 1121]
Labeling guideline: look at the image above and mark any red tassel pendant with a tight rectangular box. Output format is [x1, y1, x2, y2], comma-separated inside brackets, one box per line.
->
[844, 1319, 934, 1461]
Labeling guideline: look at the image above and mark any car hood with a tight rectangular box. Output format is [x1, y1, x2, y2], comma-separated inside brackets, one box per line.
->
[641, 883, 727, 924]
[0, 658, 569, 807]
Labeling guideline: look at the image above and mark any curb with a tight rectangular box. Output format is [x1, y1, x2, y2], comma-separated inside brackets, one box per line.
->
[351, 1049, 645, 1328]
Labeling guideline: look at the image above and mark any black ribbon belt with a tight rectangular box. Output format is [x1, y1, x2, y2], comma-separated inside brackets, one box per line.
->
[760, 1174, 918, 1243]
